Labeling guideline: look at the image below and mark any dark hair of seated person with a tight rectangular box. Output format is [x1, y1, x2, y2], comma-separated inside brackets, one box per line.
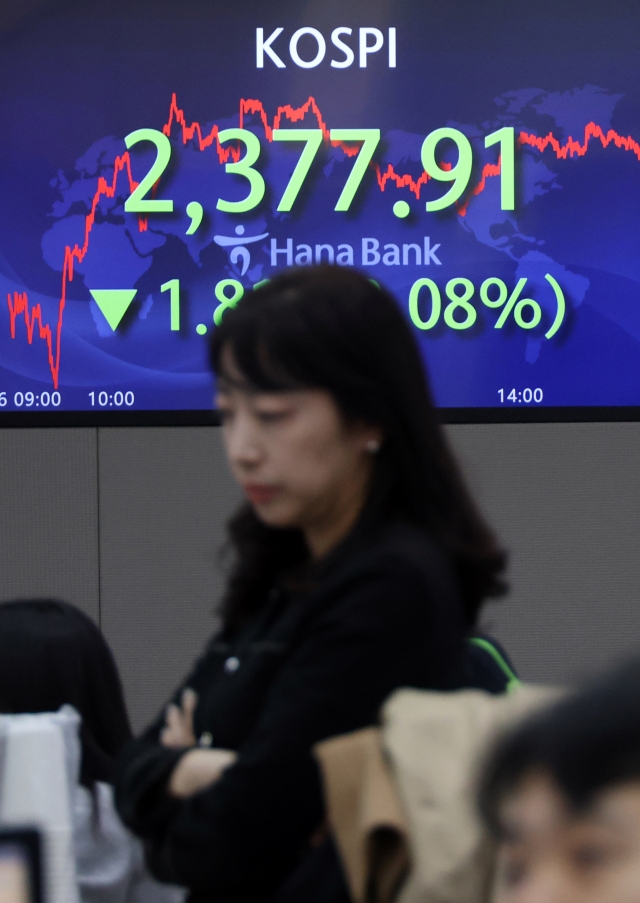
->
[0, 599, 132, 787]
[210, 264, 507, 632]
[478, 657, 640, 836]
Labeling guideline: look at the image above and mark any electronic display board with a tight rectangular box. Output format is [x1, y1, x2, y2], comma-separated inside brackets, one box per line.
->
[0, 0, 639, 424]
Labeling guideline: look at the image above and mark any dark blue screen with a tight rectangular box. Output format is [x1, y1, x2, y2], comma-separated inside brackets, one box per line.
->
[0, 0, 638, 419]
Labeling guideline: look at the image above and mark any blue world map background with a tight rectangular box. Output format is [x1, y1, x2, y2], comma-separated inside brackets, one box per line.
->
[0, 0, 639, 416]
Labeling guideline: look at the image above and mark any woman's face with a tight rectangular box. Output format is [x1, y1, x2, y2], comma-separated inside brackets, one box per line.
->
[215, 350, 381, 557]
[494, 770, 640, 903]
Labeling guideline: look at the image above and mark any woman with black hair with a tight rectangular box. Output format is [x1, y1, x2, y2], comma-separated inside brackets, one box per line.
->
[0, 599, 184, 903]
[115, 265, 507, 903]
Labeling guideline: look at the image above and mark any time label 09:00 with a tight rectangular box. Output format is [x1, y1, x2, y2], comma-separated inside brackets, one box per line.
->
[0, 391, 62, 407]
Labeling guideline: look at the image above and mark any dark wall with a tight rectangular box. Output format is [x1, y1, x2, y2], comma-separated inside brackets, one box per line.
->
[1, 423, 639, 730]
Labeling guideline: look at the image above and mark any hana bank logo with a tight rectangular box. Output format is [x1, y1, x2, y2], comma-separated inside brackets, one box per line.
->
[256, 27, 396, 69]
[214, 225, 269, 276]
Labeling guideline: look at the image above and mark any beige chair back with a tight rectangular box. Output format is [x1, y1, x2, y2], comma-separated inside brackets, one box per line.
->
[316, 685, 561, 903]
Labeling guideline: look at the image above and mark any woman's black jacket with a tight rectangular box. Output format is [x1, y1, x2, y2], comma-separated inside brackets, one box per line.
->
[114, 522, 468, 903]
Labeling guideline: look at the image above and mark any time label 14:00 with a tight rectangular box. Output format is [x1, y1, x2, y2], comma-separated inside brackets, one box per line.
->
[499, 388, 544, 404]
[125, 124, 515, 216]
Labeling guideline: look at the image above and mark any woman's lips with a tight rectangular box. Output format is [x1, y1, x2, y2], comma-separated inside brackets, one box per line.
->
[243, 484, 280, 506]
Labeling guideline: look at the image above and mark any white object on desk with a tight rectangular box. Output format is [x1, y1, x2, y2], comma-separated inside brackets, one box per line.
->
[0, 706, 81, 903]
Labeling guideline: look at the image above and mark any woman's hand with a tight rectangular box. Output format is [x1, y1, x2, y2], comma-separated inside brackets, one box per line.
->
[161, 688, 198, 749]
[168, 748, 238, 798]
[160, 687, 237, 797]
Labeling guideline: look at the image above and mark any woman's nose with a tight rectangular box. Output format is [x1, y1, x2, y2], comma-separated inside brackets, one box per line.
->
[224, 416, 264, 470]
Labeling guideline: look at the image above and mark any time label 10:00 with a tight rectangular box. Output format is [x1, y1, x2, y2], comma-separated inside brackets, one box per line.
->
[124, 124, 515, 216]
[89, 391, 135, 407]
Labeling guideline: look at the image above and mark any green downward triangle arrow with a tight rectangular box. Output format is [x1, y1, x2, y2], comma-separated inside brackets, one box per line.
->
[89, 289, 138, 331]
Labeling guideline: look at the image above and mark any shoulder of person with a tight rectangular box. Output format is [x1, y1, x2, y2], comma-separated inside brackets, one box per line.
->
[73, 781, 136, 882]
[325, 521, 453, 590]
[75, 783, 187, 903]
[292, 523, 464, 651]
[309, 523, 461, 631]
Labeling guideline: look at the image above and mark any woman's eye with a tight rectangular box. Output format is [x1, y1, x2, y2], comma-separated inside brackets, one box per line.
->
[255, 409, 289, 423]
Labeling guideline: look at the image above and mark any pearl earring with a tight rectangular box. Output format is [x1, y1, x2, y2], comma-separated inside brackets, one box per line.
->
[365, 439, 381, 454]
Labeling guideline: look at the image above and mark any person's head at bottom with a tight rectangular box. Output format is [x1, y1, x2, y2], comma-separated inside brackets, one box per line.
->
[210, 264, 504, 629]
[479, 659, 640, 903]
[0, 598, 132, 786]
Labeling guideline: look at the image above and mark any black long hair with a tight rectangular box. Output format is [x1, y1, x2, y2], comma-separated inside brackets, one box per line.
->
[0, 599, 132, 787]
[210, 265, 506, 630]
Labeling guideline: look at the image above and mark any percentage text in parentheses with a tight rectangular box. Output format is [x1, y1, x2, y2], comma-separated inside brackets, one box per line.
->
[544, 274, 566, 340]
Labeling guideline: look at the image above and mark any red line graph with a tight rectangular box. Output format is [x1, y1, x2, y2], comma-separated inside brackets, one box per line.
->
[8, 153, 141, 387]
[457, 159, 502, 217]
[7, 92, 640, 388]
[519, 122, 640, 160]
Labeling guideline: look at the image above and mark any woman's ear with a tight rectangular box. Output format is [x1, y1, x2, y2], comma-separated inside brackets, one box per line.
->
[358, 422, 384, 455]
[347, 418, 384, 455]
